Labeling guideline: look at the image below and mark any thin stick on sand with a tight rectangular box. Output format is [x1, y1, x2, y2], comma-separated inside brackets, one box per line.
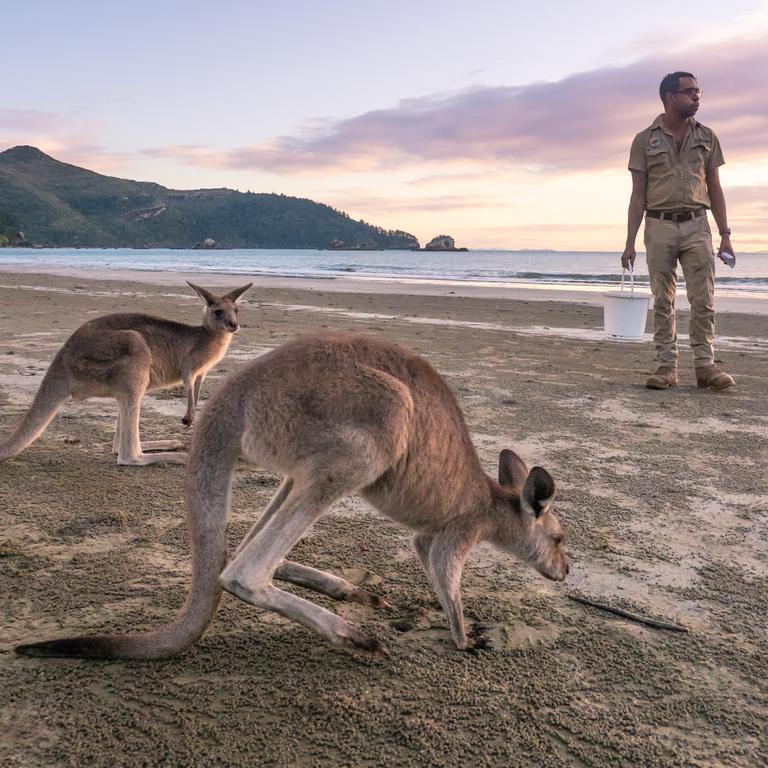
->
[567, 593, 689, 633]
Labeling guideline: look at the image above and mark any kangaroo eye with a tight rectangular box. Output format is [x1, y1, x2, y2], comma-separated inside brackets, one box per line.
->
[214, 309, 223, 317]
[553, 534, 564, 545]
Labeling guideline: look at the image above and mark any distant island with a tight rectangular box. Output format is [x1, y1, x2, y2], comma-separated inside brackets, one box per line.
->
[0, 146, 419, 250]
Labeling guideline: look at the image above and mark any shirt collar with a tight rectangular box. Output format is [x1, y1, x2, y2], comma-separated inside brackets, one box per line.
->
[652, 114, 698, 134]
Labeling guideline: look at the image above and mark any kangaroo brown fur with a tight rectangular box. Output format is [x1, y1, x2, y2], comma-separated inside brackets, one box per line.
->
[16, 331, 568, 658]
[0, 281, 251, 466]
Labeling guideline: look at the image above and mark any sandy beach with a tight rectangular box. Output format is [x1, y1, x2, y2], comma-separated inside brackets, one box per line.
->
[1, 267, 766, 767]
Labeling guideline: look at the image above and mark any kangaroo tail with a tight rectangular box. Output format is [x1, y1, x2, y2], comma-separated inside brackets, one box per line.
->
[15, 389, 244, 660]
[0, 354, 71, 462]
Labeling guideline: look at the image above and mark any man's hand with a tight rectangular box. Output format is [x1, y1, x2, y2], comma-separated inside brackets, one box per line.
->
[716, 236, 736, 266]
[621, 245, 636, 270]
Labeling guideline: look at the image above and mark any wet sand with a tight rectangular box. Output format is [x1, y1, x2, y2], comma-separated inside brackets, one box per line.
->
[1, 269, 766, 767]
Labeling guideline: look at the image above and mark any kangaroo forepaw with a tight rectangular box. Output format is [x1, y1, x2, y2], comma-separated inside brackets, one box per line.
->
[464, 623, 494, 654]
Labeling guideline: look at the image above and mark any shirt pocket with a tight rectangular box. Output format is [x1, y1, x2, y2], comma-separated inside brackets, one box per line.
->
[689, 139, 711, 175]
[645, 146, 669, 169]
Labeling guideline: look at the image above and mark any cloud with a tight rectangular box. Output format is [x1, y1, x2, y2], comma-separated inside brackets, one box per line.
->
[724, 185, 768, 238]
[141, 144, 228, 169]
[726, 185, 768, 208]
[0, 109, 128, 174]
[482, 223, 621, 234]
[144, 31, 767, 177]
[0, 108, 67, 133]
[328, 192, 509, 214]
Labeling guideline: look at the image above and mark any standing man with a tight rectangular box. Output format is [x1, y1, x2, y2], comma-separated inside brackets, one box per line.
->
[622, 72, 735, 391]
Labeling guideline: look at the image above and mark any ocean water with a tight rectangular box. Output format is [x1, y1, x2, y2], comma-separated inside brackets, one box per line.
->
[0, 247, 766, 295]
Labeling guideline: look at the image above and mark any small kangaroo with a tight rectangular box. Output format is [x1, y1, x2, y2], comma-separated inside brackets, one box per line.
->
[0, 281, 252, 466]
[16, 331, 568, 659]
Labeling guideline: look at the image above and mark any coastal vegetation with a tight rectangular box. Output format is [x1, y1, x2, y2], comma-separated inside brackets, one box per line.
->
[0, 210, 22, 246]
[0, 146, 419, 250]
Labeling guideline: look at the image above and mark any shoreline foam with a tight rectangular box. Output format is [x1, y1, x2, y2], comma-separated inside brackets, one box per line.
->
[2, 264, 767, 314]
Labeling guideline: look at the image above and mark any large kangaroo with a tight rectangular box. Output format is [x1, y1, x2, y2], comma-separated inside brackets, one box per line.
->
[0, 281, 252, 466]
[16, 331, 568, 658]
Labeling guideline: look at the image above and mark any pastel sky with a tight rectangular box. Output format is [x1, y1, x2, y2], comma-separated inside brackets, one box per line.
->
[2, 0, 767, 250]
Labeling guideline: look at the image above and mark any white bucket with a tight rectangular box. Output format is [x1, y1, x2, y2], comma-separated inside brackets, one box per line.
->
[603, 270, 651, 340]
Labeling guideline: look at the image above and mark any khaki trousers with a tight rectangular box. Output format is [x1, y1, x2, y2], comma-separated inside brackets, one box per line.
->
[644, 215, 716, 369]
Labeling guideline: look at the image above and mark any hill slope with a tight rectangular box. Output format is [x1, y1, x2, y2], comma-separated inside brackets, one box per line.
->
[0, 146, 419, 249]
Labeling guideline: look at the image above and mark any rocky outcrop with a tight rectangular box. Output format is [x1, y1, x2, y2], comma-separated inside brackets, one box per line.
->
[424, 235, 467, 251]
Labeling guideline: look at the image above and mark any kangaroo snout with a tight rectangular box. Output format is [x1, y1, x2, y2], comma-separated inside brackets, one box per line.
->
[530, 538, 569, 582]
[540, 554, 569, 582]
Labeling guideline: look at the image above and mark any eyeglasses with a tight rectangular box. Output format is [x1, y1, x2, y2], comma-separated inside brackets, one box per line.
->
[674, 88, 702, 98]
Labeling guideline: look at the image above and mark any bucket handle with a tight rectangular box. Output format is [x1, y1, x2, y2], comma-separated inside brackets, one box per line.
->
[621, 268, 635, 296]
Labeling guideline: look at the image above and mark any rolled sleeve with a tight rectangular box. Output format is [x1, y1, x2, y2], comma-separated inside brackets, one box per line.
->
[707, 132, 725, 171]
[628, 133, 647, 172]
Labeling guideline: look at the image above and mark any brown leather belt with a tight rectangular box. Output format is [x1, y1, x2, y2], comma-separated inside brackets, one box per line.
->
[646, 208, 706, 222]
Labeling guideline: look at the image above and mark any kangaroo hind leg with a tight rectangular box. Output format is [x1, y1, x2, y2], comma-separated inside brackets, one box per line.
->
[140, 439, 187, 452]
[220, 482, 386, 653]
[113, 414, 184, 455]
[233, 478, 389, 609]
[275, 561, 391, 609]
[116, 393, 188, 466]
[222, 363, 412, 649]
[232, 477, 294, 559]
[111, 334, 187, 466]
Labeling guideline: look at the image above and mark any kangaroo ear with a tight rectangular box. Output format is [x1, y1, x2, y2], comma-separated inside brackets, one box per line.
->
[187, 282, 216, 306]
[521, 466, 556, 518]
[224, 283, 253, 303]
[498, 448, 528, 488]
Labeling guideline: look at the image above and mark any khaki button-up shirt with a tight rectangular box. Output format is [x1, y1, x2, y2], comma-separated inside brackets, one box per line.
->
[628, 115, 724, 211]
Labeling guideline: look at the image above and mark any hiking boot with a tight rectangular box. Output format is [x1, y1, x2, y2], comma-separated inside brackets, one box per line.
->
[646, 366, 678, 389]
[696, 366, 735, 391]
